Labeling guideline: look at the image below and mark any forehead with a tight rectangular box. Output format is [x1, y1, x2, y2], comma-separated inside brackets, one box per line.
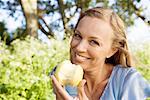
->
[76, 16, 113, 41]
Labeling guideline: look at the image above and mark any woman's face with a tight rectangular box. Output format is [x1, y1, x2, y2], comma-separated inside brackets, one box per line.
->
[70, 16, 115, 71]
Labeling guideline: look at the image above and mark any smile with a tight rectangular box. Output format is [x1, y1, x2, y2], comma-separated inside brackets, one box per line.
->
[75, 54, 90, 62]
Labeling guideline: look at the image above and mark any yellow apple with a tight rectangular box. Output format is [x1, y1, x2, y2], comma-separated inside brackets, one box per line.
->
[55, 60, 83, 86]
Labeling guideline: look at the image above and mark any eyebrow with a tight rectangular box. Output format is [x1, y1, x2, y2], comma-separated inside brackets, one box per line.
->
[74, 29, 103, 41]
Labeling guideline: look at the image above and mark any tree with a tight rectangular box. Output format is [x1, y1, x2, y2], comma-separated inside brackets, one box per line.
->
[110, 0, 150, 26]
[0, 0, 55, 39]
[0, 0, 149, 42]
[19, 0, 38, 37]
[0, 21, 11, 44]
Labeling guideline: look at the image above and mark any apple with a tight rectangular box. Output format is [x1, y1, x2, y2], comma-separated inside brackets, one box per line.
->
[55, 60, 83, 86]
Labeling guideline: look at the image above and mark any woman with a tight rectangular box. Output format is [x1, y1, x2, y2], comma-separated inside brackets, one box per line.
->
[51, 7, 150, 100]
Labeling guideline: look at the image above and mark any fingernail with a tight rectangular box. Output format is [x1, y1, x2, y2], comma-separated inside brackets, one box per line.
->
[50, 75, 54, 79]
[83, 79, 86, 83]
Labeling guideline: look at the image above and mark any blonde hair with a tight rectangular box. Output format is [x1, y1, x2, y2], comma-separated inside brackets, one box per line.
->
[75, 7, 132, 67]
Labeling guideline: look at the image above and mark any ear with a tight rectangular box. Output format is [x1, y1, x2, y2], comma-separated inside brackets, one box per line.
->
[106, 48, 118, 58]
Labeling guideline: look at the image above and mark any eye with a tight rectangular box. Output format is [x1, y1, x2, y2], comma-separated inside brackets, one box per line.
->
[90, 40, 100, 46]
[73, 33, 81, 40]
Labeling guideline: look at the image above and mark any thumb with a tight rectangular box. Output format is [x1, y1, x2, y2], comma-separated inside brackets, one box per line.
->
[78, 79, 89, 100]
[81, 79, 86, 89]
[80, 79, 86, 95]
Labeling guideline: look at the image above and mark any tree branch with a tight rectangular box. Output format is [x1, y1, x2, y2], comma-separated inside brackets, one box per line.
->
[39, 22, 49, 36]
[57, 0, 68, 38]
[39, 16, 54, 34]
[38, 16, 55, 38]
[68, 7, 79, 20]
[131, 1, 150, 25]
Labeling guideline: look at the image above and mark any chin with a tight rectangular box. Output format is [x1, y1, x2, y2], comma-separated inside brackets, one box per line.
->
[70, 57, 78, 65]
[72, 60, 87, 71]
[70, 53, 88, 70]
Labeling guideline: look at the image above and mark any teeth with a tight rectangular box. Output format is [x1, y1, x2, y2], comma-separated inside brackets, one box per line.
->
[76, 54, 87, 60]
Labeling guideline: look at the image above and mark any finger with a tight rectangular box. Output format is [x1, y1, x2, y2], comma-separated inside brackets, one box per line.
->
[78, 79, 89, 100]
[52, 83, 64, 100]
[56, 92, 64, 100]
[51, 76, 65, 100]
[51, 75, 72, 99]
[51, 75, 65, 93]
[78, 79, 86, 93]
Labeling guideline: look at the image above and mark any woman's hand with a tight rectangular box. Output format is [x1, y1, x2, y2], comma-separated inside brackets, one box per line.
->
[77, 79, 89, 100]
[51, 75, 74, 100]
[51, 75, 89, 100]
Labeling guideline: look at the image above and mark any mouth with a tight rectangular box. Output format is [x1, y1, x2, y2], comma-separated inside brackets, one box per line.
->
[75, 53, 90, 62]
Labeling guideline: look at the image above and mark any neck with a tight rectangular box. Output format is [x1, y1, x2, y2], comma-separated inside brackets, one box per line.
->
[83, 63, 113, 95]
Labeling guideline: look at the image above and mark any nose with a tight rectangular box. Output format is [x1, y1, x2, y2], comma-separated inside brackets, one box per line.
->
[76, 40, 87, 52]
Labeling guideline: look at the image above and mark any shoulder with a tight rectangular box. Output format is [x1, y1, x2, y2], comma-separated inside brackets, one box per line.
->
[113, 65, 149, 86]
[110, 65, 137, 86]
[113, 64, 136, 76]
[113, 65, 150, 99]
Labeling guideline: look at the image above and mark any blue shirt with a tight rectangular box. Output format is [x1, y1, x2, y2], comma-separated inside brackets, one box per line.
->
[100, 65, 150, 100]
[50, 65, 150, 99]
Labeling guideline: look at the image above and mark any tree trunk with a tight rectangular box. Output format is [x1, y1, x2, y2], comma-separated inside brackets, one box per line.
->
[57, 0, 68, 38]
[20, 0, 38, 37]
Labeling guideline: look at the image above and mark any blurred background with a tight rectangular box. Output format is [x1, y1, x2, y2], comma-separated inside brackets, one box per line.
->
[0, 0, 150, 99]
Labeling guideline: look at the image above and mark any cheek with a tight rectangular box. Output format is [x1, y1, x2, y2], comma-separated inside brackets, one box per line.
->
[70, 39, 77, 60]
[89, 49, 100, 59]
[89, 48, 107, 60]
[70, 38, 79, 49]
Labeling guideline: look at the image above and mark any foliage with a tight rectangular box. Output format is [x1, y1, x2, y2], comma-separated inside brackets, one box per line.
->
[0, 21, 11, 44]
[131, 43, 150, 81]
[0, 36, 69, 99]
[0, 0, 149, 41]
[0, 21, 7, 34]
[0, 36, 149, 99]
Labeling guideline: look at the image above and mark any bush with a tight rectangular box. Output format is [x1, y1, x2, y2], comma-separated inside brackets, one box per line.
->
[0, 36, 149, 99]
[131, 43, 150, 81]
[0, 36, 69, 99]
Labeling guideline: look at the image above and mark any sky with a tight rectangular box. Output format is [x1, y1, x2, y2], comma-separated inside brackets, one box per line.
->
[0, 0, 150, 45]
[127, 18, 150, 44]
